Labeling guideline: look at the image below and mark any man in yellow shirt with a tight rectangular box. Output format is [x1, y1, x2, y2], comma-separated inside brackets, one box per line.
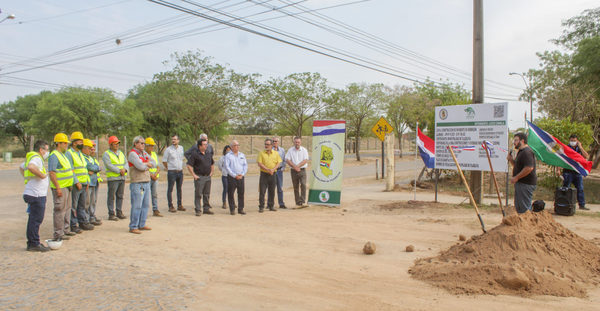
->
[257, 138, 282, 213]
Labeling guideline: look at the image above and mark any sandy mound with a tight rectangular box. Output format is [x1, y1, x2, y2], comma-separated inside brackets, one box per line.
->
[409, 211, 600, 297]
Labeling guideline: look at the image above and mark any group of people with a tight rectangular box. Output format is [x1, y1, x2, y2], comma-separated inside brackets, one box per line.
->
[20, 132, 310, 252]
[507, 132, 588, 214]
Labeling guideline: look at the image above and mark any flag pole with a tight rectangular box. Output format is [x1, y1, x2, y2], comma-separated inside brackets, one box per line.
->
[483, 142, 506, 217]
[414, 122, 418, 200]
[448, 146, 486, 233]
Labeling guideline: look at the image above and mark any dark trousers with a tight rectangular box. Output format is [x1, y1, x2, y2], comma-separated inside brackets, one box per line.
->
[107, 180, 125, 215]
[167, 171, 183, 207]
[291, 168, 307, 205]
[221, 175, 228, 204]
[24, 195, 46, 247]
[563, 170, 585, 207]
[194, 176, 211, 213]
[227, 176, 245, 212]
[259, 172, 277, 209]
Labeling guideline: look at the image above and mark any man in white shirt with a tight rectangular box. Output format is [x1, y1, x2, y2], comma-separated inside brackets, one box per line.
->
[285, 136, 309, 208]
[163, 134, 185, 213]
[20, 140, 51, 252]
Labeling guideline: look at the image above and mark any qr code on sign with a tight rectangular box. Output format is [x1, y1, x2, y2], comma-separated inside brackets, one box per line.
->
[494, 105, 505, 118]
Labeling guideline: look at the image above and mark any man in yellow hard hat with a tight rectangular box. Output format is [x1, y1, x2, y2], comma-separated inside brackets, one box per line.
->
[20, 139, 51, 252]
[66, 131, 93, 232]
[82, 139, 102, 226]
[103, 136, 128, 220]
[145, 137, 162, 217]
[48, 133, 76, 241]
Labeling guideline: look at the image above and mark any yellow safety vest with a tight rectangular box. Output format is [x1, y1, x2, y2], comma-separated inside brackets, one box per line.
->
[67, 148, 90, 184]
[149, 151, 159, 178]
[105, 150, 127, 178]
[50, 150, 74, 189]
[85, 154, 103, 183]
[24, 151, 46, 184]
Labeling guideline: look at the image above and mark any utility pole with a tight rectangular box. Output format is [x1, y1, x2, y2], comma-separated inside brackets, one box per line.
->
[470, 0, 484, 204]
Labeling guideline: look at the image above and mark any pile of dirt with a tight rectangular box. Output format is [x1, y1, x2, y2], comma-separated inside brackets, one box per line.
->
[409, 211, 600, 297]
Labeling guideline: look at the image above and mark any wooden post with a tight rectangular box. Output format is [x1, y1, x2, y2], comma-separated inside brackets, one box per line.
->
[375, 159, 379, 180]
[385, 133, 395, 191]
[483, 143, 506, 217]
[448, 146, 487, 233]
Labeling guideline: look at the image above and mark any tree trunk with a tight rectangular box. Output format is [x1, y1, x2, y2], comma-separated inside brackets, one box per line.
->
[593, 146, 600, 169]
[417, 165, 427, 183]
[398, 133, 403, 158]
[355, 133, 361, 161]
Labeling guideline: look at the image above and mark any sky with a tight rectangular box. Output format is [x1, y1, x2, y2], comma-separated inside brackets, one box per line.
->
[0, 0, 597, 130]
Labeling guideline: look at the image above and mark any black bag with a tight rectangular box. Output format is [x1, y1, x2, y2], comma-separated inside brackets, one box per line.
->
[554, 187, 576, 216]
[532, 200, 545, 212]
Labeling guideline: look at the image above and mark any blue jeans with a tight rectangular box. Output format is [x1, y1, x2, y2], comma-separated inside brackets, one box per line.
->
[71, 185, 88, 226]
[24, 195, 46, 247]
[276, 169, 285, 206]
[129, 182, 150, 230]
[563, 170, 585, 207]
[107, 180, 125, 215]
[150, 179, 158, 211]
[221, 175, 228, 205]
[167, 171, 183, 207]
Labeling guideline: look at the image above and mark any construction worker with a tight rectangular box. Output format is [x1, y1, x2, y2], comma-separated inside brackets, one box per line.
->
[103, 136, 127, 220]
[83, 139, 102, 226]
[20, 140, 51, 252]
[66, 131, 93, 232]
[48, 133, 75, 241]
[145, 137, 163, 217]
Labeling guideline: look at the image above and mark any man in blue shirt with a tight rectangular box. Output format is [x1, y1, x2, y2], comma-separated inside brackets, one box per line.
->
[225, 140, 247, 215]
[563, 134, 590, 210]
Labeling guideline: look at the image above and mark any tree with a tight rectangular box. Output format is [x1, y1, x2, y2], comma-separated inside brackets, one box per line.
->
[413, 79, 471, 133]
[385, 85, 427, 157]
[536, 118, 593, 148]
[262, 72, 330, 136]
[0, 91, 50, 152]
[27, 87, 128, 142]
[327, 83, 385, 161]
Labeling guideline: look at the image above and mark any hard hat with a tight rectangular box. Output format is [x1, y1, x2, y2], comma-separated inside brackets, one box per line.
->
[145, 137, 156, 146]
[108, 136, 120, 144]
[53, 133, 69, 143]
[70, 131, 84, 141]
[83, 139, 94, 148]
[45, 239, 62, 250]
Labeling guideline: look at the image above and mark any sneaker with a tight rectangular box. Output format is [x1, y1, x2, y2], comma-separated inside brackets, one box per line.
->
[153, 210, 163, 217]
[580, 206, 590, 210]
[203, 210, 214, 215]
[177, 205, 186, 211]
[108, 214, 118, 221]
[139, 226, 152, 230]
[196, 211, 202, 216]
[27, 244, 50, 252]
[117, 211, 127, 219]
[129, 229, 142, 234]
[169, 206, 177, 213]
[80, 223, 94, 231]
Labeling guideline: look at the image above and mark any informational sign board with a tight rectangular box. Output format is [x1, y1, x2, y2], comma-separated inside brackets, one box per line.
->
[434, 103, 509, 172]
[371, 117, 394, 142]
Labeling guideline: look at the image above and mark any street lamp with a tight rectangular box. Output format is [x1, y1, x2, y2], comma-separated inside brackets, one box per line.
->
[509, 72, 532, 123]
[0, 13, 15, 23]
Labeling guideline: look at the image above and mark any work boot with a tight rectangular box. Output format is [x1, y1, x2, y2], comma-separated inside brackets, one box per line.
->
[203, 209, 214, 215]
[91, 218, 102, 226]
[230, 210, 236, 215]
[279, 205, 287, 209]
[238, 210, 246, 215]
[139, 226, 152, 230]
[129, 229, 142, 234]
[80, 223, 94, 231]
[169, 206, 176, 213]
[222, 204, 227, 209]
[65, 232, 76, 236]
[153, 210, 163, 217]
[268, 207, 276, 212]
[71, 226, 82, 234]
[27, 244, 50, 252]
[59, 235, 70, 240]
[108, 214, 118, 221]
[196, 211, 202, 216]
[117, 211, 126, 219]
[259, 206, 264, 213]
[177, 205, 186, 211]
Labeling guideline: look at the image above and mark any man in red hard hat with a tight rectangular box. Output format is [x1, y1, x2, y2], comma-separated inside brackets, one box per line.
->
[102, 136, 128, 220]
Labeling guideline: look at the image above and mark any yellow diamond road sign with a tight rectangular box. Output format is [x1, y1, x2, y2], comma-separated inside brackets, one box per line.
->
[371, 117, 394, 142]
